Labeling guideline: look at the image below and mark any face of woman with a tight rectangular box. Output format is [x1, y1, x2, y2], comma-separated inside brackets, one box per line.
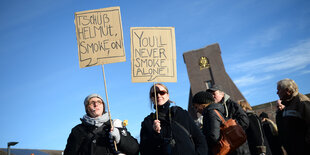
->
[86, 97, 104, 118]
[151, 85, 170, 106]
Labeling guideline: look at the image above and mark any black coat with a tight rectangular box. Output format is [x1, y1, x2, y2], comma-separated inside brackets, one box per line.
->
[221, 97, 249, 130]
[202, 103, 250, 155]
[220, 95, 250, 155]
[245, 111, 272, 155]
[276, 93, 310, 155]
[64, 121, 139, 155]
[139, 103, 208, 155]
[261, 119, 283, 155]
[202, 103, 225, 152]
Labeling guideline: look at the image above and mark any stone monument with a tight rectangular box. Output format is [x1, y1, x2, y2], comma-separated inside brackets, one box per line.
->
[183, 43, 245, 118]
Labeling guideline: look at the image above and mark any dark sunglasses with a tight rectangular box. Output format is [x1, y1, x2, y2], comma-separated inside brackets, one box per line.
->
[151, 91, 167, 97]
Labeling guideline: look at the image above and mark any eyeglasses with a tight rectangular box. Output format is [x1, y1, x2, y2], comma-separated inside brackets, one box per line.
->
[151, 91, 167, 97]
[88, 100, 103, 106]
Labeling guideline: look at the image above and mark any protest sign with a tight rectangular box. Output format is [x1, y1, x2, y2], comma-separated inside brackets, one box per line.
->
[131, 27, 177, 82]
[75, 7, 125, 68]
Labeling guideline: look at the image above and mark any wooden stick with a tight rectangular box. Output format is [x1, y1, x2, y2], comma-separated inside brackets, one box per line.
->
[153, 82, 158, 120]
[102, 65, 118, 152]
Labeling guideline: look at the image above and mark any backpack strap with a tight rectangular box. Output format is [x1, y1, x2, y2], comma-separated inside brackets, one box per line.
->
[214, 109, 226, 124]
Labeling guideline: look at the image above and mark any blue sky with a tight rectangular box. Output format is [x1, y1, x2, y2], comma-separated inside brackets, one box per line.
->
[1, 0, 310, 151]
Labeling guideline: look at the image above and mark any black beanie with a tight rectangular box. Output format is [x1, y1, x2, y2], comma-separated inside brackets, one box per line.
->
[192, 91, 214, 105]
[259, 112, 269, 119]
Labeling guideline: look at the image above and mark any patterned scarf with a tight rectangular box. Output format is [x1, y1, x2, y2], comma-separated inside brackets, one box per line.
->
[81, 113, 109, 127]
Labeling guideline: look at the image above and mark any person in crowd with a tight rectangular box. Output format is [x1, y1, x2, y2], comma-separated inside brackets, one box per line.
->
[238, 100, 272, 155]
[275, 78, 310, 155]
[192, 91, 225, 155]
[259, 112, 283, 155]
[207, 84, 250, 155]
[64, 94, 139, 155]
[139, 83, 208, 155]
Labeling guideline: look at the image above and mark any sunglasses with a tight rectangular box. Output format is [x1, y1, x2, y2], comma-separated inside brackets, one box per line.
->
[151, 91, 167, 97]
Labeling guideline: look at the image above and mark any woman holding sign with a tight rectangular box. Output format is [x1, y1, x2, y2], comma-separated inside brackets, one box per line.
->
[64, 94, 139, 155]
[139, 83, 208, 155]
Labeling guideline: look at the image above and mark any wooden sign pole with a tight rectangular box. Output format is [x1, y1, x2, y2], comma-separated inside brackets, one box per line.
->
[153, 82, 158, 120]
[101, 65, 118, 152]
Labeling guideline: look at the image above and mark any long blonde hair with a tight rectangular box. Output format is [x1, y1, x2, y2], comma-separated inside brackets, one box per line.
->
[238, 99, 252, 111]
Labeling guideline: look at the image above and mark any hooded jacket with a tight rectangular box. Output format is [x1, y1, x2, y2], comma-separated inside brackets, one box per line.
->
[218, 94, 250, 155]
[220, 94, 249, 130]
[139, 102, 208, 155]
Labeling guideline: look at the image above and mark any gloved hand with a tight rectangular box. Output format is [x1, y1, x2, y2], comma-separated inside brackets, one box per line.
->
[109, 127, 120, 144]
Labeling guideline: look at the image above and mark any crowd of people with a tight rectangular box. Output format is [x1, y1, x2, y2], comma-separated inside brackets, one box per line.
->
[64, 78, 310, 155]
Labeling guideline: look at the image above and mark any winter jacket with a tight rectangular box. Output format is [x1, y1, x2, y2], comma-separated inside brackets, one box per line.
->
[219, 94, 250, 155]
[245, 111, 272, 155]
[276, 93, 310, 155]
[202, 103, 225, 155]
[64, 120, 139, 155]
[220, 94, 249, 130]
[139, 102, 208, 155]
[261, 119, 283, 155]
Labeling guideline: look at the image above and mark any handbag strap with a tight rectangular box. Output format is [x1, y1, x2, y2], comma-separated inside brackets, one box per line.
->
[213, 109, 225, 124]
[169, 107, 195, 145]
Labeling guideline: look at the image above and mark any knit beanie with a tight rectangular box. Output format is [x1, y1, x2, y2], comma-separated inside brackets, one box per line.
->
[192, 91, 214, 105]
[84, 94, 105, 115]
[84, 94, 104, 106]
[259, 112, 269, 119]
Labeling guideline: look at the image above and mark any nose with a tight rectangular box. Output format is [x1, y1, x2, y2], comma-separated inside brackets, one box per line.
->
[93, 102, 100, 106]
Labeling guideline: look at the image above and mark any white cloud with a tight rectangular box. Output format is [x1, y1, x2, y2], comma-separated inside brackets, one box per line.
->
[231, 39, 310, 87]
[233, 39, 310, 73]
[301, 70, 310, 75]
[240, 87, 258, 96]
[234, 74, 274, 87]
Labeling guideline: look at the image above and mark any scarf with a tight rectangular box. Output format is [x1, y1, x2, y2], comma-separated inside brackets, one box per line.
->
[155, 102, 171, 120]
[81, 113, 109, 127]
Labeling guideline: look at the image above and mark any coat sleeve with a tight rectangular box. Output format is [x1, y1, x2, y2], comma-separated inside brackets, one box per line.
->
[203, 110, 221, 147]
[64, 126, 84, 155]
[302, 100, 310, 146]
[139, 117, 163, 155]
[117, 128, 139, 155]
[275, 109, 285, 145]
[181, 108, 209, 155]
[230, 100, 249, 130]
